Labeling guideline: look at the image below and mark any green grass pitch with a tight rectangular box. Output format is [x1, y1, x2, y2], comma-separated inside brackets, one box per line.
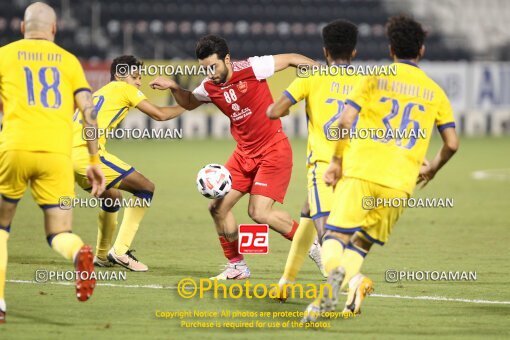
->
[1, 137, 509, 339]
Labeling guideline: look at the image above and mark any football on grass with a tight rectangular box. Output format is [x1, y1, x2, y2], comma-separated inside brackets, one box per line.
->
[196, 164, 232, 199]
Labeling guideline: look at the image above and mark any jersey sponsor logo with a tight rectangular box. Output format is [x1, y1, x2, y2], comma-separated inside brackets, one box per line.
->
[231, 107, 252, 121]
[220, 84, 234, 90]
[237, 81, 248, 93]
[232, 103, 240, 111]
[238, 224, 269, 254]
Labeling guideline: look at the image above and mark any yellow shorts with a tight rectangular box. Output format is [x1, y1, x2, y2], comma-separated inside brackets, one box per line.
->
[307, 161, 335, 220]
[325, 177, 409, 245]
[72, 147, 134, 191]
[0, 150, 74, 208]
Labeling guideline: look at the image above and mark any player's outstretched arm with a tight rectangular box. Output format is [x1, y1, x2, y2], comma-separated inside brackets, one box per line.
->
[266, 96, 292, 119]
[75, 90, 106, 197]
[418, 127, 459, 188]
[149, 77, 203, 111]
[136, 100, 186, 121]
[273, 53, 318, 72]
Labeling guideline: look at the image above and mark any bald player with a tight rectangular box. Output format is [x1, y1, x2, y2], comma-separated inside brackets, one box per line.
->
[0, 2, 105, 323]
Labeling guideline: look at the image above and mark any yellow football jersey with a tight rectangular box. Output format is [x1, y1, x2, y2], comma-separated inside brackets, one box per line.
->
[72, 81, 147, 149]
[343, 61, 456, 194]
[0, 39, 91, 155]
[284, 68, 363, 165]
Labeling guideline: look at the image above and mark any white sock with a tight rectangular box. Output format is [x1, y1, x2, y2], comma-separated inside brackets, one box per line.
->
[0, 299, 6, 312]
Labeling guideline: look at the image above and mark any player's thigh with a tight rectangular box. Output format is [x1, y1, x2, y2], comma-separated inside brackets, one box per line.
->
[30, 152, 75, 208]
[43, 206, 73, 236]
[73, 147, 134, 192]
[224, 151, 253, 194]
[361, 184, 408, 245]
[307, 161, 335, 220]
[118, 170, 154, 194]
[325, 177, 371, 234]
[0, 150, 32, 202]
[209, 189, 245, 216]
[247, 194, 275, 218]
[251, 139, 293, 203]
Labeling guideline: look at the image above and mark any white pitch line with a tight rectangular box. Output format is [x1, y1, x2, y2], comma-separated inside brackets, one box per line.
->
[472, 168, 510, 181]
[7, 279, 510, 305]
[369, 293, 510, 305]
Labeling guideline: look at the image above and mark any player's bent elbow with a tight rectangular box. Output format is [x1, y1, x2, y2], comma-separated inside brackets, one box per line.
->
[152, 114, 165, 121]
[446, 139, 459, 153]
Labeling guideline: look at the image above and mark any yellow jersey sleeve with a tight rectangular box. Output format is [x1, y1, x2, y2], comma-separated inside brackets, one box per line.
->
[69, 56, 91, 94]
[124, 84, 147, 107]
[435, 90, 456, 131]
[284, 77, 310, 104]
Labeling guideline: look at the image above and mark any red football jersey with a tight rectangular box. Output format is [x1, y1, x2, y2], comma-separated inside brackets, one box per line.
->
[192, 55, 287, 157]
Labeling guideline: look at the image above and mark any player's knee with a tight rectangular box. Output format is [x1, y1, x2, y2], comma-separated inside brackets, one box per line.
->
[142, 179, 155, 193]
[247, 205, 268, 224]
[101, 189, 122, 200]
[133, 189, 154, 205]
[208, 201, 225, 218]
[100, 189, 122, 212]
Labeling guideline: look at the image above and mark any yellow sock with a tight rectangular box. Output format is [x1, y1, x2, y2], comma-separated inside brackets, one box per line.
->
[0, 229, 9, 302]
[113, 202, 148, 255]
[340, 244, 367, 290]
[321, 237, 345, 274]
[96, 210, 118, 259]
[49, 232, 84, 261]
[282, 217, 316, 282]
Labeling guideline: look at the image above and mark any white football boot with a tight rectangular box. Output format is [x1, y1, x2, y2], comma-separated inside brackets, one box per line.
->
[308, 239, 327, 277]
[209, 260, 251, 280]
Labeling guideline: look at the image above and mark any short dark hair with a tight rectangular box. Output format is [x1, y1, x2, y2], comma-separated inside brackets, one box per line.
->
[322, 19, 358, 60]
[195, 34, 230, 60]
[386, 15, 427, 59]
[110, 55, 143, 80]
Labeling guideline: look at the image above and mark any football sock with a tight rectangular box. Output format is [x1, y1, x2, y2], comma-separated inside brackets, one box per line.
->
[96, 208, 119, 260]
[340, 242, 368, 289]
[47, 232, 84, 261]
[219, 236, 243, 263]
[113, 192, 152, 255]
[321, 235, 346, 274]
[282, 216, 316, 281]
[0, 226, 10, 304]
[282, 220, 299, 240]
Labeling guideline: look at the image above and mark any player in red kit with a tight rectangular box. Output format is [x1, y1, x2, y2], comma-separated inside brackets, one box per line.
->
[150, 35, 321, 279]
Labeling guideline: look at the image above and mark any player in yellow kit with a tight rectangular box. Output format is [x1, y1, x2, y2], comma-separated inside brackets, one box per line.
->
[268, 20, 372, 300]
[302, 16, 460, 322]
[0, 2, 105, 323]
[72, 55, 185, 271]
